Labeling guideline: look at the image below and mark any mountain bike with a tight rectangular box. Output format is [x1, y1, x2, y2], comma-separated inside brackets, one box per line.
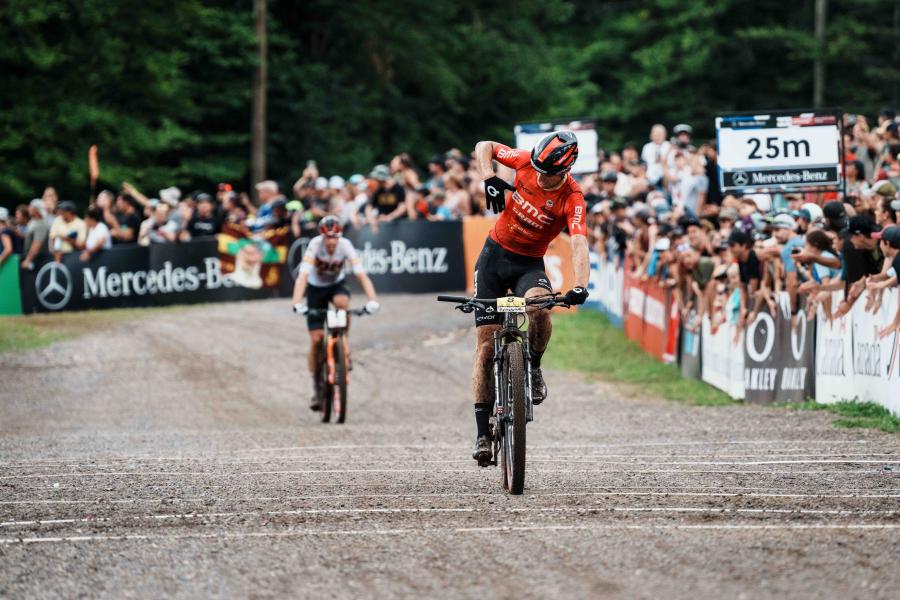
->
[436, 293, 571, 494]
[307, 307, 370, 424]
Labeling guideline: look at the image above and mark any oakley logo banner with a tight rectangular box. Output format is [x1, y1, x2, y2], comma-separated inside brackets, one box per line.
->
[486, 185, 500, 198]
[35, 262, 73, 311]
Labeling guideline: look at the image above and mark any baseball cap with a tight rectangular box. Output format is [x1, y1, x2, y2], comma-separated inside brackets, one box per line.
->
[369, 165, 391, 181]
[270, 198, 287, 211]
[160, 186, 181, 206]
[314, 177, 328, 191]
[772, 214, 797, 230]
[870, 180, 898, 198]
[847, 216, 879, 237]
[891, 199, 900, 211]
[285, 200, 303, 212]
[58, 200, 77, 213]
[255, 180, 278, 193]
[719, 207, 739, 221]
[800, 202, 824, 222]
[348, 174, 365, 185]
[29, 198, 47, 217]
[195, 193, 213, 204]
[0, 207, 8, 221]
[822, 201, 846, 220]
[328, 175, 345, 190]
[873, 225, 900, 246]
[601, 170, 618, 183]
[673, 123, 693, 135]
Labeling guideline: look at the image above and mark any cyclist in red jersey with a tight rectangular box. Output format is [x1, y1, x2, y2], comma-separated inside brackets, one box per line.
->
[470, 130, 590, 465]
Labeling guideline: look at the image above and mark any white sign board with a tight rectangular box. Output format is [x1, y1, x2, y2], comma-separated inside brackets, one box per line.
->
[716, 111, 841, 191]
[515, 120, 598, 175]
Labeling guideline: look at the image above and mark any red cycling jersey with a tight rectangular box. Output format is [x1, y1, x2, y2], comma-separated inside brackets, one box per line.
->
[489, 143, 587, 258]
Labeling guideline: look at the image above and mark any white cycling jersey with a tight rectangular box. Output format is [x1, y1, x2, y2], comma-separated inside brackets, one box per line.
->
[300, 235, 363, 287]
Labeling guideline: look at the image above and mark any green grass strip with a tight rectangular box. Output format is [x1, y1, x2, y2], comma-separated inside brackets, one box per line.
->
[545, 310, 733, 406]
[780, 399, 900, 434]
[0, 305, 188, 354]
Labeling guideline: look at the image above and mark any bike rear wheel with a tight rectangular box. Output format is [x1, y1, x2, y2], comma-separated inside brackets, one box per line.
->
[332, 336, 349, 424]
[500, 341, 527, 495]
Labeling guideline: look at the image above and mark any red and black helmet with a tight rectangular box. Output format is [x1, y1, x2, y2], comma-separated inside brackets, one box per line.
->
[530, 130, 579, 175]
[318, 215, 343, 238]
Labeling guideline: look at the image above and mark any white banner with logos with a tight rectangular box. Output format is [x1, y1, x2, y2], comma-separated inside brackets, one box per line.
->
[586, 252, 624, 328]
[816, 290, 900, 415]
[701, 316, 745, 399]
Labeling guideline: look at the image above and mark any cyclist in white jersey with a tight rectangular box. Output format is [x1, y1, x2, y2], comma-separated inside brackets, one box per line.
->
[292, 216, 379, 410]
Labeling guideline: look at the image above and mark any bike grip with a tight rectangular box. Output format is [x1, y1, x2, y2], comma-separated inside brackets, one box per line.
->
[437, 295, 470, 303]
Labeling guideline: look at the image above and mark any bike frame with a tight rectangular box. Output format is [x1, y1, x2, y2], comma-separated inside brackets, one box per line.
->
[492, 311, 534, 430]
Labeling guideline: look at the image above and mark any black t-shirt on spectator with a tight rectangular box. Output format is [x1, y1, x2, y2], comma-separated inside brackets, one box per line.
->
[840, 232, 882, 293]
[116, 211, 142, 244]
[1, 226, 22, 255]
[188, 215, 220, 238]
[705, 157, 722, 206]
[370, 183, 406, 218]
[738, 249, 762, 284]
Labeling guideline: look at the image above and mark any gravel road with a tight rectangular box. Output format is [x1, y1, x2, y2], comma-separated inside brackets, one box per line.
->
[2, 295, 900, 599]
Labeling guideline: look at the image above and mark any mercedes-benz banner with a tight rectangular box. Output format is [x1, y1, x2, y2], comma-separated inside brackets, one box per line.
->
[716, 110, 842, 192]
[343, 220, 465, 293]
[19, 240, 278, 313]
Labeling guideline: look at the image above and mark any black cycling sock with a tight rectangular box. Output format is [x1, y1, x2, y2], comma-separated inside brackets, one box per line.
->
[474, 402, 492, 438]
[530, 350, 543, 369]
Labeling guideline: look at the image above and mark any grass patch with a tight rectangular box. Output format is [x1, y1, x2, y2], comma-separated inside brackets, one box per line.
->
[781, 399, 900, 434]
[0, 305, 188, 354]
[545, 310, 733, 406]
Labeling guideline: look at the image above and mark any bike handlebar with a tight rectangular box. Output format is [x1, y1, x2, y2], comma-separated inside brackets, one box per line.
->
[306, 307, 370, 317]
[436, 293, 571, 311]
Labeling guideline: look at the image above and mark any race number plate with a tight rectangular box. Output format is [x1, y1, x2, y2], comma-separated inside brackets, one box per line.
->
[496, 296, 527, 313]
[326, 309, 348, 329]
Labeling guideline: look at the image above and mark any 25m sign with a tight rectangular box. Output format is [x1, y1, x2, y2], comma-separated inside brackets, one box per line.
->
[716, 110, 842, 192]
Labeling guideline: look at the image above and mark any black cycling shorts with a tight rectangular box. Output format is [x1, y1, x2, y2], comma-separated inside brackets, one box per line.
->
[473, 237, 552, 327]
[306, 281, 351, 330]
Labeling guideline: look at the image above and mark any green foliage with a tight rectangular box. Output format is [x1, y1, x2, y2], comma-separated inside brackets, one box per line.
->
[1, 0, 898, 205]
[545, 310, 734, 406]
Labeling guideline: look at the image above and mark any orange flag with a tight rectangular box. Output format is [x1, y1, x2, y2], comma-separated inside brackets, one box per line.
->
[88, 145, 99, 189]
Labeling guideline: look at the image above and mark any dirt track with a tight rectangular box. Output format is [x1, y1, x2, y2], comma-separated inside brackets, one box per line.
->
[2, 294, 900, 599]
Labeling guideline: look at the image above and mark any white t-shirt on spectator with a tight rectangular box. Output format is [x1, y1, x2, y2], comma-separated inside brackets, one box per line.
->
[641, 140, 670, 184]
[86, 222, 112, 251]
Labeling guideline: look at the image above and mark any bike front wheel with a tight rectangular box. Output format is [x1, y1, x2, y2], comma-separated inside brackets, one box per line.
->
[500, 341, 527, 495]
[331, 336, 349, 424]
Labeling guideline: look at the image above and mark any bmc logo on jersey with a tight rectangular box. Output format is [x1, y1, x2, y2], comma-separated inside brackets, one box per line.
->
[512, 192, 553, 225]
[497, 148, 519, 159]
[571, 205, 584, 227]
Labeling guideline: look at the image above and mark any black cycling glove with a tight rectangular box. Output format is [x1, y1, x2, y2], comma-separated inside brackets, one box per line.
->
[563, 287, 589, 306]
[483, 176, 515, 214]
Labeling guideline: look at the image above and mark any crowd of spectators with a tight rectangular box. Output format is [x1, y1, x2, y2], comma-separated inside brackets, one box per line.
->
[3, 110, 900, 339]
[587, 111, 900, 341]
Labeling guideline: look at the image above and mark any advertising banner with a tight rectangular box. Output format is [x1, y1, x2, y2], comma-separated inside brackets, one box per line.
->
[847, 289, 900, 414]
[716, 110, 842, 192]
[345, 220, 465, 294]
[815, 293, 856, 404]
[0, 255, 23, 315]
[680, 317, 702, 380]
[585, 252, 624, 328]
[742, 296, 815, 404]
[19, 241, 280, 313]
[623, 264, 643, 344]
[701, 316, 745, 399]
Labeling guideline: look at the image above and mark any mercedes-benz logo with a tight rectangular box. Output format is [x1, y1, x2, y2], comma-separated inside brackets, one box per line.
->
[287, 236, 311, 280]
[35, 262, 73, 310]
[732, 170, 749, 186]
